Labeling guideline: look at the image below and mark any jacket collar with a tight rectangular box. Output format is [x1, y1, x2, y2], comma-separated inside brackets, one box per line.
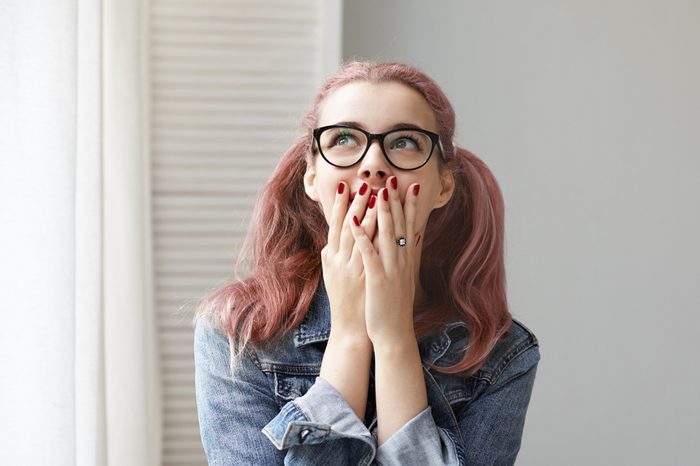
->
[292, 279, 332, 347]
[293, 279, 468, 366]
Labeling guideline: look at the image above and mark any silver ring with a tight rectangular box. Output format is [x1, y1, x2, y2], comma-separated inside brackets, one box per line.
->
[396, 237, 406, 247]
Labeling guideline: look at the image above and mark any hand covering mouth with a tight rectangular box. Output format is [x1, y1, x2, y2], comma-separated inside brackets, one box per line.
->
[348, 187, 380, 223]
[349, 187, 380, 202]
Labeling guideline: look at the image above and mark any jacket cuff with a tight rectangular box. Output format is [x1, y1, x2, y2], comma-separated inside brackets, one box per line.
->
[261, 377, 375, 451]
[374, 406, 459, 465]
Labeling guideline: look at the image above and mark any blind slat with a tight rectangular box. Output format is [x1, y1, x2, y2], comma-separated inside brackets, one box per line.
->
[151, 1, 323, 463]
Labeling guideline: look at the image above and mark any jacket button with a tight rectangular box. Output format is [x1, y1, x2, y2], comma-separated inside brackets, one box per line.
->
[299, 428, 311, 442]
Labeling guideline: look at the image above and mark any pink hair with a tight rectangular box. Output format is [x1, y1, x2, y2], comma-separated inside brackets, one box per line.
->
[196, 61, 511, 376]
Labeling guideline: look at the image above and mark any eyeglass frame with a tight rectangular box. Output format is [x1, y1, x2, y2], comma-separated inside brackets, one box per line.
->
[311, 124, 447, 171]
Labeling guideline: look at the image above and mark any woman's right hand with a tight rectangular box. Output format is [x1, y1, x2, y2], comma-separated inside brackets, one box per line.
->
[319, 182, 377, 421]
[321, 181, 378, 341]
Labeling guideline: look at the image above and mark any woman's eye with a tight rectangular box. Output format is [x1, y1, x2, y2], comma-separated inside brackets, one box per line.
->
[392, 136, 420, 151]
[332, 131, 358, 147]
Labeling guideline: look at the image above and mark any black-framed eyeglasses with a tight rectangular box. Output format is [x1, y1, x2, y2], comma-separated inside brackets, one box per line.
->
[312, 124, 446, 171]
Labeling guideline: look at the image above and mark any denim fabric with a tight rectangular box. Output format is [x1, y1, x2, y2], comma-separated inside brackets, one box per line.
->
[195, 280, 540, 465]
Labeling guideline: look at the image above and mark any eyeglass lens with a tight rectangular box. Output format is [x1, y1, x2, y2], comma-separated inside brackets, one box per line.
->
[317, 127, 432, 169]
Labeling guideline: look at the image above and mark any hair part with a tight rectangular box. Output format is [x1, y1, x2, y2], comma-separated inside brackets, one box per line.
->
[196, 61, 511, 376]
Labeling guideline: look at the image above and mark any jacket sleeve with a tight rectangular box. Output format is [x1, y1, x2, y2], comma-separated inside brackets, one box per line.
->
[374, 344, 540, 466]
[194, 318, 285, 465]
[262, 377, 376, 465]
[194, 318, 377, 466]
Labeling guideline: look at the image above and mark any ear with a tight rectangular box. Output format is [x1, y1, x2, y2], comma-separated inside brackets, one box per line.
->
[303, 154, 320, 202]
[434, 168, 455, 209]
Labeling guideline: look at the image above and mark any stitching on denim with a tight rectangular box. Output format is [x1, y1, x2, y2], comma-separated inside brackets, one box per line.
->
[259, 362, 322, 376]
[248, 346, 263, 370]
[475, 338, 539, 385]
[274, 373, 317, 401]
[439, 425, 467, 465]
[288, 400, 310, 422]
[422, 365, 465, 446]
[444, 389, 469, 405]
[472, 319, 539, 384]
[294, 332, 330, 346]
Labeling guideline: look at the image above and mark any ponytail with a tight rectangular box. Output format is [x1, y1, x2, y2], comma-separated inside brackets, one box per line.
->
[416, 147, 511, 376]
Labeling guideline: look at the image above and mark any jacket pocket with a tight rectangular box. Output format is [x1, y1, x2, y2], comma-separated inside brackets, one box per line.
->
[273, 372, 318, 403]
[430, 370, 473, 406]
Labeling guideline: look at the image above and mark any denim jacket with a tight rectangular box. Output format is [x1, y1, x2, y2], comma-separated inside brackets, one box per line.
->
[194, 281, 540, 465]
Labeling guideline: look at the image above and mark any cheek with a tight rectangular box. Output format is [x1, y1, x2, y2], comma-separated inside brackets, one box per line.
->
[310, 163, 338, 223]
[320, 197, 334, 224]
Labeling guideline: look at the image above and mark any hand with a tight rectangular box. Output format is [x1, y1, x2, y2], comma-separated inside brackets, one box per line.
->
[321, 181, 378, 341]
[350, 177, 420, 347]
[319, 181, 378, 421]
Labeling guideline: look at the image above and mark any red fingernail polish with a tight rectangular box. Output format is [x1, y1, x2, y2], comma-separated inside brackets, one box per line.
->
[353, 215, 360, 226]
[338, 182, 344, 195]
[413, 184, 420, 196]
[382, 188, 389, 202]
[415, 234, 421, 246]
[390, 177, 397, 190]
[368, 195, 376, 209]
[359, 182, 368, 196]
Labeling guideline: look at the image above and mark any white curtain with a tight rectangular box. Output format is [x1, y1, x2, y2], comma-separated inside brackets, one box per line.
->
[0, 0, 160, 465]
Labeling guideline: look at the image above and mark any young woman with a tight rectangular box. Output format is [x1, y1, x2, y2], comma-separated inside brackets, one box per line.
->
[194, 61, 540, 465]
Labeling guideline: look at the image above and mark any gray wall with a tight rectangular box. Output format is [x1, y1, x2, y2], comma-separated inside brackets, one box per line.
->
[343, 1, 700, 464]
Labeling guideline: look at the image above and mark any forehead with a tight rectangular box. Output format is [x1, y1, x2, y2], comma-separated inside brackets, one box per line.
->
[317, 81, 437, 132]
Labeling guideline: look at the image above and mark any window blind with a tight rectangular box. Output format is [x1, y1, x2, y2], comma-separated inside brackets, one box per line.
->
[149, 1, 335, 463]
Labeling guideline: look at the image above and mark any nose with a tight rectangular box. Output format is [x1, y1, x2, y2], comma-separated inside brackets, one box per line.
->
[356, 139, 391, 182]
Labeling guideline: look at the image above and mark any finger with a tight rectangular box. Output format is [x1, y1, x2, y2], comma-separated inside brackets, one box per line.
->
[387, 176, 406, 245]
[327, 181, 349, 253]
[350, 213, 382, 273]
[349, 195, 376, 267]
[377, 187, 397, 267]
[361, 194, 378, 242]
[338, 181, 370, 261]
[349, 214, 365, 267]
[404, 183, 420, 251]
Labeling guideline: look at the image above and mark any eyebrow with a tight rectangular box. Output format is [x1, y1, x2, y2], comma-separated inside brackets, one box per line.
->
[332, 121, 428, 132]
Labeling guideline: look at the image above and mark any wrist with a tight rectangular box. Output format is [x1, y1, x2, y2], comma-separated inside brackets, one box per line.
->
[369, 318, 416, 349]
[320, 329, 373, 423]
[372, 332, 419, 357]
[328, 329, 373, 351]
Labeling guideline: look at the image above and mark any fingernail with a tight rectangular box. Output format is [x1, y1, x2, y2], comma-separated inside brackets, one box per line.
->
[413, 184, 420, 196]
[368, 195, 376, 209]
[390, 176, 397, 190]
[382, 188, 389, 202]
[353, 215, 360, 226]
[359, 182, 368, 196]
[415, 234, 421, 246]
[338, 182, 345, 195]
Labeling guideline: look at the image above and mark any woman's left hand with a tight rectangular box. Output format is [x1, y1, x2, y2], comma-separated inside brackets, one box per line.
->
[350, 176, 421, 347]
